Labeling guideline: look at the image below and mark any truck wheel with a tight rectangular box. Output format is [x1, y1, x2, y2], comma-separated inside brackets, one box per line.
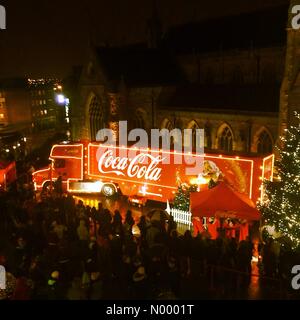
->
[43, 181, 55, 192]
[101, 183, 117, 197]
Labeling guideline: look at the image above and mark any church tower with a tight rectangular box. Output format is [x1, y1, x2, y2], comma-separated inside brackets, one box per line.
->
[279, 0, 300, 140]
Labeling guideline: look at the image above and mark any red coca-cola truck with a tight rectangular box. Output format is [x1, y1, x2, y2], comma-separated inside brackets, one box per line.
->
[32, 141, 274, 204]
[0, 161, 17, 191]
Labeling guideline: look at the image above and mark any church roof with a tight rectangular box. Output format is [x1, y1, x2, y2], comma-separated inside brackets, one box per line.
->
[162, 4, 289, 54]
[95, 46, 185, 88]
[160, 84, 280, 114]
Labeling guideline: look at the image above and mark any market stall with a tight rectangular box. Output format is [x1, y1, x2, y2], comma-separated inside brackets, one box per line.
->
[190, 182, 260, 241]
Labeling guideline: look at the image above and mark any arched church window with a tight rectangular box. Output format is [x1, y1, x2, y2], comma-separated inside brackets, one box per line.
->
[204, 125, 212, 149]
[219, 126, 233, 152]
[257, 130, 273, 154]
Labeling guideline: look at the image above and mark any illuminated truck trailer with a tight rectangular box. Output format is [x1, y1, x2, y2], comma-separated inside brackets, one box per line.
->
[32, 142, 274, 204]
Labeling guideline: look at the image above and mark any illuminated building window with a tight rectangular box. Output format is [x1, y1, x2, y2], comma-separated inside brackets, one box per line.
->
[40, 100, 43, 105]
[43, 100, 46, 105]
[44, 109, 48, 115]
[219, 126, 233, 152]
[257, 130, 273, 154]
[0, 113, 4, 119]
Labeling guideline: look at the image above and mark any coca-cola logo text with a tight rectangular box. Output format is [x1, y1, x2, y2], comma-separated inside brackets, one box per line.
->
[98, 150, 164, 181]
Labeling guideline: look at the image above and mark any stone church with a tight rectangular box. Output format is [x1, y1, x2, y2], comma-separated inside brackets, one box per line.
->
[71, 1, 299, 156]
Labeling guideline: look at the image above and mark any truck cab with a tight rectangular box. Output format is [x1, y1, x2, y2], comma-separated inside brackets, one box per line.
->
[0, 161, 16, 191]
[32, 143, 83, 192]
[32, 142, 118, 196]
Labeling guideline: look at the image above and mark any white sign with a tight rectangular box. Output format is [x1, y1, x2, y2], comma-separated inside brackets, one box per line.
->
[0, 5, 5, 30]
[291, 5, 300, 30]
[0, 265, 5, 290]
[291, 265, 300, 290]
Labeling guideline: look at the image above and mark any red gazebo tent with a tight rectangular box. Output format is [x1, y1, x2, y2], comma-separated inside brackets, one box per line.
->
[190, 182, 261, 221]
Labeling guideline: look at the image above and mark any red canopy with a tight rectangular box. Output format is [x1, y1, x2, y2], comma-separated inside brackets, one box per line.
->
[190, 182, 261, 221]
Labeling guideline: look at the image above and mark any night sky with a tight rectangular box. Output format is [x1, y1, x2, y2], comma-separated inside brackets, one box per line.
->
[0, 0, 289, 78]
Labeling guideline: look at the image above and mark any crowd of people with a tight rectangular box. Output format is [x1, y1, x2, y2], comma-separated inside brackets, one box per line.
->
[0, 183, 299, 300]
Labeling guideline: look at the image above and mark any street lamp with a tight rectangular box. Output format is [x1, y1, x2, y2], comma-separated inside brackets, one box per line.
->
[56, 94, 65, 105]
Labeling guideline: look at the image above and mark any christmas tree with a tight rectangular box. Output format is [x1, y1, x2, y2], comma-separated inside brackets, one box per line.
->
[173, 183, 198, 211]
[259, 112, 300, 249]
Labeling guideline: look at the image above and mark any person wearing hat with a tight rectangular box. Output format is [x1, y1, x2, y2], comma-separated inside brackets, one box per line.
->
[89, 272, 103, 300]
[133, 266, 146, 282]
[46, 271, 64, 300]
[132, 266, 149, 299]
[167, 255, 180, 298]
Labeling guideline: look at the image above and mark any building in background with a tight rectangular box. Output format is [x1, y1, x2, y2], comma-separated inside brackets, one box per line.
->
[0, 77, 70, 158]
[71, 4, 289, 156]
[0, 78, 32, 131]
[0, 79, 32, 159]
[63, 66, 83, 140]
[28, 78, 67, 132]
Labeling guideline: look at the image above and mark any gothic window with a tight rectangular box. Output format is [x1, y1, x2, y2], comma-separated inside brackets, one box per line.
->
[109, 94, 118, 116]
[204, 126, 212, 149]
[257, 130, 273, 154]
[89, 96, 104, 141]
[219, 126, 233, 152]
[167, 121, 174, 131]
[187, 121, 201, 150]
[160, 119, 175, 149]
[191, 124, 199, 150]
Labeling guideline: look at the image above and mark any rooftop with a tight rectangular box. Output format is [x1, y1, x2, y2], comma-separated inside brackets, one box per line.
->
[95, 46, 185, 88]
[159, 84, 280, 113]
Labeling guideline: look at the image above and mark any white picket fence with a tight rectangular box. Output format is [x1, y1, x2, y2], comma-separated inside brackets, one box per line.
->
[169, 208, 192, 228]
